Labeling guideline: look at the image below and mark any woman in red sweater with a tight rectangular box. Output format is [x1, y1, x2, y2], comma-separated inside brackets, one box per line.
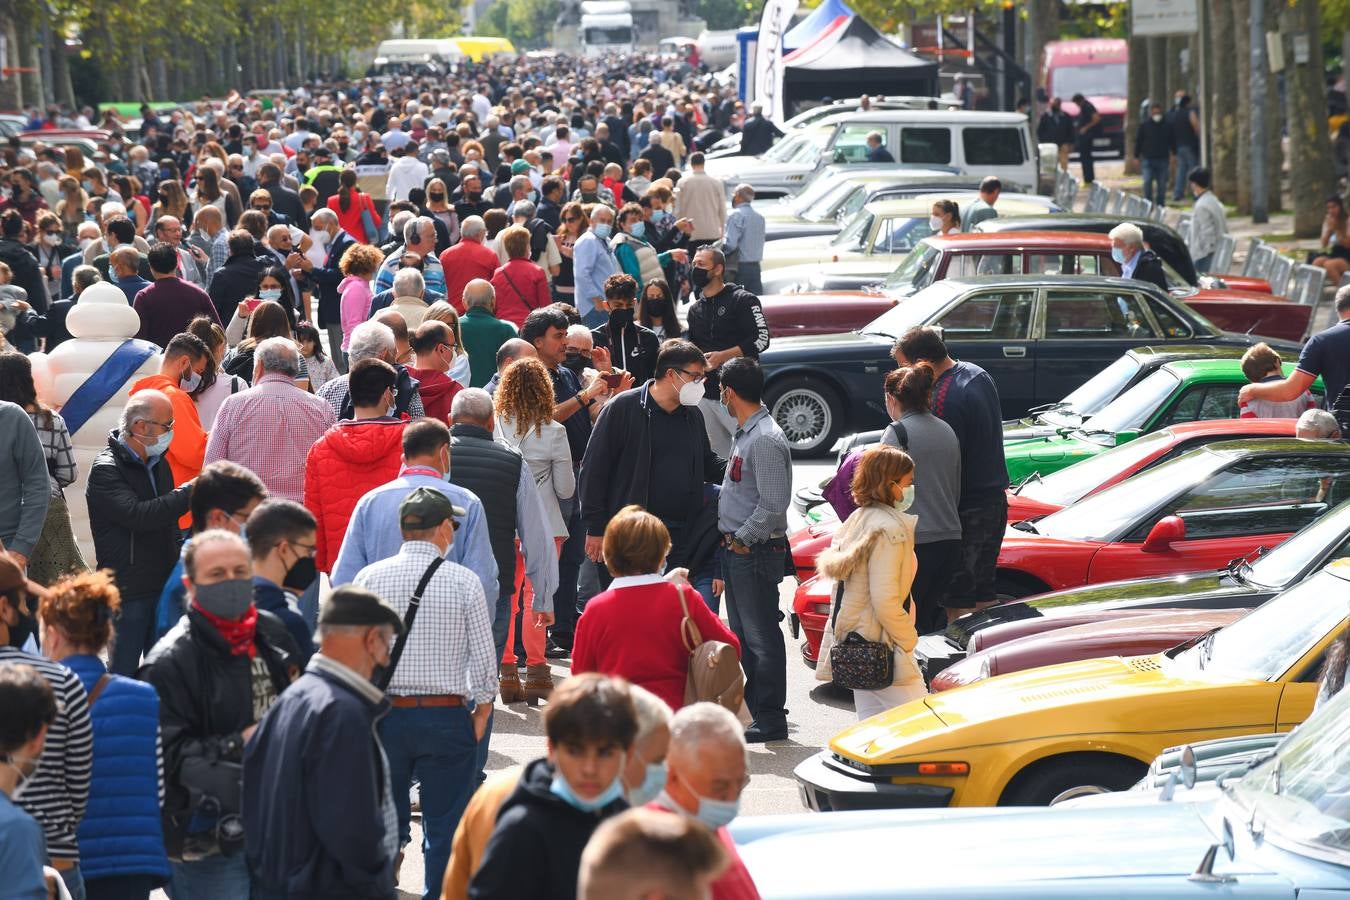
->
[490, 225, 551, 328]
[573, 505, 740, 711]
[326, 168, 381, 243]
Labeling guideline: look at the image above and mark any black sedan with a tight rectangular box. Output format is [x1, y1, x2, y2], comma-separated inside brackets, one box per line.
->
[760, 274, 1300, 456]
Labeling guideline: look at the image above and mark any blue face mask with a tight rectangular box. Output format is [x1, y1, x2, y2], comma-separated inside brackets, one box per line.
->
[594, 223, 612, 240]
[550, 770, 624, 813]
[629, 221, 646, 239]
[1110, 246, 1127, 265]
[690, 786, 740, 830]
[627, 762, 667, 807]
[139, 427, 173, 458]
[258, 287, 283, 301]
[528, 189, 539, 203]
[652, 209, 671, 223]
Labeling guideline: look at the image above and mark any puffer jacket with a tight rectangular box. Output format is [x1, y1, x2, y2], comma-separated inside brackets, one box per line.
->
[816, 504, 921, 686]
[303, 419, 407, 573]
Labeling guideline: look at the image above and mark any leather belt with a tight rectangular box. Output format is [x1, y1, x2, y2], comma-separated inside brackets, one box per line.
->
[49, 858, 76, 872]
[390, 694, 464, 708]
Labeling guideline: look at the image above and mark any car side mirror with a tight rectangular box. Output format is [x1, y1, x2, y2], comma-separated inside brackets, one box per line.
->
[1142, 515, 1186, 552]
[1179, 744, 1197, 789]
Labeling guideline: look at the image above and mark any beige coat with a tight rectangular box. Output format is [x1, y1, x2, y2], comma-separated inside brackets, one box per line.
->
[816, 504, 922, 686]
[675, 171, 728, 241]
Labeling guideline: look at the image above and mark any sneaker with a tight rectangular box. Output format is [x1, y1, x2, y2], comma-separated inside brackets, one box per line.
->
[744, 721, 788, 743]
[545, 639, 571, 660]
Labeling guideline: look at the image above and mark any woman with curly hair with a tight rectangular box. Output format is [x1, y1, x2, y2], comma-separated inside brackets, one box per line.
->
[39, 570, 171, 898]
[494, 356, 575, 701]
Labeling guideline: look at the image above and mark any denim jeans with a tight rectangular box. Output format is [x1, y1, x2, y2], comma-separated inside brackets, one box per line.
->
[110, 596, 157, 675]
[1174, 144, 1199, 199]
[59, 863, 86, 900]
[721, 540, 788, 728]
[170, 853, 251, 899]
[581, 306, 607, 328]
[1141, 157, 1169, 208]
[379, 705, 478, 900]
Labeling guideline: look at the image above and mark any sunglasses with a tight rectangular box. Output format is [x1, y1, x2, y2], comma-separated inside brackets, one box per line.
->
[563, 216, 580, 223]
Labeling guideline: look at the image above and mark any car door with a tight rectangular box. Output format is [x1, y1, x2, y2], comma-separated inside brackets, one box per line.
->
[1148, 382, 1241, 428]
[1087, 454, 1350, 584]
[1035, 287, 1163, 405]
[931, 288, 1038, 414]
[869, 215, 930, 258]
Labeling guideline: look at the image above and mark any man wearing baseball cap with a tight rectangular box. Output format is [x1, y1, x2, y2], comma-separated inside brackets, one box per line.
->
[244, 585, 404, 899]
[352, 487, 497, 896]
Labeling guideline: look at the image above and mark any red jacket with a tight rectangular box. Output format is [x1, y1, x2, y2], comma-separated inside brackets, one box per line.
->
[405, 366, 463, 423]
[643, 804, 762, 900]
[572, 577, 740, 711]
[490, 259, 551, 328]
[439, 239, 501, 311]
[303, 419, 407, 572]
[326, 190, 381, 243]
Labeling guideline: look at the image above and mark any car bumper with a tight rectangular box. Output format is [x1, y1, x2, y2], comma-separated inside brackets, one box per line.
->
[915, 632, 967, 681]
[794, 751, 954, 812]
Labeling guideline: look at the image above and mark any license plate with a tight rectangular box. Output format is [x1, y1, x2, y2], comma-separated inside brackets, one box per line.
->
[1093, 138, 1111, 148]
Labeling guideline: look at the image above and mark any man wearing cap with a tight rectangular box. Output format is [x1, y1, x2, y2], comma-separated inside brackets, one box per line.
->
[353, 487, 496, 898]
[243, 586, 403, 900]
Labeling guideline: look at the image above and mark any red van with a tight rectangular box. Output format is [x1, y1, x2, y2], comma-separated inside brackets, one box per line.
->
[1042, 38, 1128, 157]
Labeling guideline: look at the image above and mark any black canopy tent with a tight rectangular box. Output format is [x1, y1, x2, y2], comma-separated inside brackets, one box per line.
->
[781, 14, 939, 113]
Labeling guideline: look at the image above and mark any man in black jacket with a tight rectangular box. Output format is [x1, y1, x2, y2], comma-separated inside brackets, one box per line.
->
[141, 529, 290, 894]
[306, 209, 354, 373]
[1109, 222, 1169, 293]
[591, 274, 660, 384]
[89, 389, 193, 674]
[637, 134, 675, 180]
[257, 162, 308, 231]
[579, 340, 724, 606]
[738, 104, 783, 156]
[1135, 102, 1173, 208]
[1036, 97, 1075, 172]
[207, 230, 270, 327]
[685, 246, 770, 458]
[243, 586, 401, 900]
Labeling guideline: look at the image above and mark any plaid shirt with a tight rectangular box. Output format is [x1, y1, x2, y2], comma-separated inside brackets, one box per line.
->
[353, 541, 497, 703]
[28, 409, 77, 495]
[204, 372, 336, 502]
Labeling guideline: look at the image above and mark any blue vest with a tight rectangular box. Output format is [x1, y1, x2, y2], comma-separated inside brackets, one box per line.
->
[64, 654, 170, 881]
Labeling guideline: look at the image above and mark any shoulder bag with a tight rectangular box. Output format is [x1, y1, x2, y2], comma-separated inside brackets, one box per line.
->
[359, 198, 379, 244]
[677, 584, 744, 712]
[827, 579, 898, 691]
[375, 557, 444, 692]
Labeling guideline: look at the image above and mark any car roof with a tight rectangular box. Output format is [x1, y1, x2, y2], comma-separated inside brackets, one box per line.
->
[1161, 418, 1298, 439]
[941, 273, 1163, 291]
[979, 214, 1184, 242]
[864, 197, 1052, 216]
[1201, 437, 1350, 457]
[814, 109, 1030, 126]
[1130, 345, 1248, 363]
[927, 231, 1112, 250]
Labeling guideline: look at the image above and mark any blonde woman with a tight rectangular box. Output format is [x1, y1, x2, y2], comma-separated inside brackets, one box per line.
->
[55, 175, 89, 241]
[816, 444, 926, 720]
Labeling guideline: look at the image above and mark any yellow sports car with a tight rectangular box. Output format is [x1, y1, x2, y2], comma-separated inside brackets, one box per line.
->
[795, 559, 1350, 812]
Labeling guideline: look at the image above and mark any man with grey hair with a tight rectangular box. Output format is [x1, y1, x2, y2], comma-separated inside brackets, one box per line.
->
[1297, 408, 1342, 440]
[375, 215, 446, 299]
[88, 389, 194, 672]
[441, 214, 500, 308]
[461, 278, 518, 388]
[723, 183, 765, 294]
[60, 220, 102, 296]
[1108, 221, 1168, 291]
[509, 199, 562, 277]
[308, 207, 357, 374]
[205, 337, 336, 503]
[317, 320, 427, 420]
[188, 204, 229, 280]
[484, 337, 537, 395]
[649, 702, 760, 896]
[388, 268, 429, 332]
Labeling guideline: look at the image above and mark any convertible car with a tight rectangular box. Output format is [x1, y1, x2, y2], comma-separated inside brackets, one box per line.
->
[758, 167, 984, 241]
[759, 275, 1300, 455]
[746, 685, 1350, 897]
[793, 556, 1350, 812]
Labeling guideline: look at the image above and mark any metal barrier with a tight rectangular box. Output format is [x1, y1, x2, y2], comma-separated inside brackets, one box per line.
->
[1084, 182, 1108, 213]
[1241, 238, 1266, 277]
[1265, 254, 1295, 297]
[1243, 242, 1278, 279]
[1289, 264, 1327, 306]
[1176, 215, 1192, 244]
[1106, 188, 1125, 214]
[1211, 234, 1237, 274]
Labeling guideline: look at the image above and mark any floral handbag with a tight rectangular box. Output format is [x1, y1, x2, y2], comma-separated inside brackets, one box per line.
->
[827, 579, 896, 691]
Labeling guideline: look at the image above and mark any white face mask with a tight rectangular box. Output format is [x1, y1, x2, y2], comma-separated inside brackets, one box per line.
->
[78, 236, 95, 251]
[929, 215, 943, 232]
[895, 483, 916, 512]
[677, 373, 703, 406]
[310, 228, 330, 246]
[1152, 114, 1164, 123]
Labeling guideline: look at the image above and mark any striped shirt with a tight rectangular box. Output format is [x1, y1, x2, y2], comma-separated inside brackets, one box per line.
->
[718, 406, 792, 545]
[27, 409, 77, 495]
[352, 541, 497, 704]
[0, 649, 94, 862]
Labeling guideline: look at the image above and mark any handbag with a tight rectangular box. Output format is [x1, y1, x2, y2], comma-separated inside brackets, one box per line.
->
[360, 201, 379, 244]
[827, 579, 896, 691]
[374, 557, 444, 692]
[677, 584, 744, 712]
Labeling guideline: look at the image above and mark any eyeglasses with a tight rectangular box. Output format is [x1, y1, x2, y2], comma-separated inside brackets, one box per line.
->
[674, 369, 705, 384]
[563, 216, 580, 223]
[141, 418, 174, 432]
[288, 541, 317, 558]
[438, 342, 458, 353]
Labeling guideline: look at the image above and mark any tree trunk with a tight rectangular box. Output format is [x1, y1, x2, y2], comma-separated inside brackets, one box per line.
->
[1234, 0, 1252, 214]
[20, 4, 46, 108]
[1147, 36, 1168, 110]
[1210, 0, 1238, 193]
[1126, 35, 1148, 175]
[1286, 0, 1335, 236]
[1264, 0, 1283, 212]
[53, 44, 75, 110]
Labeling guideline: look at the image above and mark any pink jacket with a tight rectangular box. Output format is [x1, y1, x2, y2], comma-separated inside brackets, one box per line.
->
[339, 275, 372, 350]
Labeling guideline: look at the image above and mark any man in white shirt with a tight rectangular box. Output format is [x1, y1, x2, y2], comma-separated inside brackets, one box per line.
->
[385, 145, 431, 202]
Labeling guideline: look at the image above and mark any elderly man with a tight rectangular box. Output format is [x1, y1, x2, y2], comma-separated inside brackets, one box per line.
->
[307, 207, 356, 373]
[440, 216, 500, 309]
[316, 320, 426, 421]
[188, 206, 229, 280]
[204, 337, 336, 503]
[110, 244, 151, 304]
[152, 215, 209, 287]
[864, 131, 895, 163]
[263, 223, 310, 321]
[376, 216, 447, 298]
[674, 153, 727, 249]
[484, 337, 537, 396]
[460, 279, 518, 388]
[407, 319, 465, 422]
[133, 242, 221, 348]
[579, 809, 728, 900]
[960, 176, 1002, 231]
[88, 389, 194, 673]
[378, 268, 431, 331]
[573, 203, 619, 327]
[1298, 408, 1342, 440]
[723, 184, 765, 295]
[1109, 222, 1168, 291]
[60, 220, 102, 297]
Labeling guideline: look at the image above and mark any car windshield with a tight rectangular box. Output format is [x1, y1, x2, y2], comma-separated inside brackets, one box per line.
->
[1243, 501, 1350, 589]
[860, 282, 963, 340]
[1018, 429, 1176, 507]
[1231, 674, 1350, 863]
[1166, 568, 1348, 682]
[831, 210, 874, 249]
[1054, 63, 1128, 99]
[763, 128, 829, 164]
[883, 242, 941, 291]
[1033, 447, 1225, 542]
[1077, 367, 1181, 437]
[833, 185, 877, 222]
[787, 175, 851, 216]
[1044, 353, 1144, 426]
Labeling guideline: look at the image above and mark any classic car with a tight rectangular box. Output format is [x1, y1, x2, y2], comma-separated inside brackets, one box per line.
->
[758, 275, 1300, 455]
[759, 231, 1309, 342]
[757, 167, 983, 241]
[760, 195, 1057, 271]
[745, 684, 1350, 897]
[917, 494, 1350, 680]
[998, 358, 1320, 485]
[792, 556, 1350, 812]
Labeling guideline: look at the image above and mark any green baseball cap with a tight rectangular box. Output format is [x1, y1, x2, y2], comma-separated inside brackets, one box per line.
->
[399, 487, 464, 530]
[510, 159, 531, 175]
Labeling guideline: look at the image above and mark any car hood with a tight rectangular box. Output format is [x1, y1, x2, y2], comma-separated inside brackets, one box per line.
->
[1003, 430, 1110, 477]
[761, 235, 860, 263]
[702, 157, 810, 182]
[736, 800, 1276, 896]
[760, 329, 892, 362]
[764, 221, 841, 240]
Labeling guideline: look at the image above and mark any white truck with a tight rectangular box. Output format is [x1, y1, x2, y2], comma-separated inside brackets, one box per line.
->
[580, 1, 635, 57]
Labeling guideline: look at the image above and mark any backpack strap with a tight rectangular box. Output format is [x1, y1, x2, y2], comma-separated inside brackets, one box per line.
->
[885, 420, 909, 450]
[375, 557, 444, 692]
[86, 673, 112, 707]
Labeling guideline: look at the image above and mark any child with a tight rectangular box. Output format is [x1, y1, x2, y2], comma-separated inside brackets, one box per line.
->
[1239, 342, 1317, 418]
[295, 321, 340, 390]
[469, 674, 637, 900]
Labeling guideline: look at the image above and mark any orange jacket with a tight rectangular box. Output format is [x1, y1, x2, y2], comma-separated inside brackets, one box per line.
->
[131, 374, 205, 529]
[303, 418, 407, 573]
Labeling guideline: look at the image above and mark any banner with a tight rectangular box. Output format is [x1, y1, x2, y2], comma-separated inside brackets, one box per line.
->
[752, 0, 799, 123]
[1132, 0, 1198, 37]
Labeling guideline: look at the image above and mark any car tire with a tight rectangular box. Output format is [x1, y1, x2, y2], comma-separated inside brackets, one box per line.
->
[994, 572, 1048, 602]
[1000, 755, 1147, 807]
[766, 376, 843, 458]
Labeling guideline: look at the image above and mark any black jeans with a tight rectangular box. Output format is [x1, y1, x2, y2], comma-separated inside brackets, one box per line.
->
[1077, 135, 1096, 183]
[551, 500, 586, 643]
[958, 494, 1009, 607]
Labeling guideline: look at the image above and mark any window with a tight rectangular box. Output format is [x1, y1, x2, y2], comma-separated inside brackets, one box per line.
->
[1148, 298, 1193, 339]
[900, 127, 952, 165]
[962, 127, 1026, 166]
[936, 290, 1035, 340]
[1044, 291, 1159, 338]
[1024, 252, 1100, 275]
[948, 252, 1021, 278]
[833, 125, 884, 164]
[873, 216, 926, 254]
[1158, 385, 1240, 425]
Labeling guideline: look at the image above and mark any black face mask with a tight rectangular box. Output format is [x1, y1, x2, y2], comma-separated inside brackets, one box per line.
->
[690, 265, 712, 294]
[7, 607, 37, 650]
[563, 350, 589, 374]
[429, 192, 445, 201]
[608, 307, 633, 332]
[580, 192, 598, 203]
[283, 555, 318, 593]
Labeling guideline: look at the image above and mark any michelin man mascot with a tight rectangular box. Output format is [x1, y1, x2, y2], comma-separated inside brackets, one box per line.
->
[29, 282, 160, 558]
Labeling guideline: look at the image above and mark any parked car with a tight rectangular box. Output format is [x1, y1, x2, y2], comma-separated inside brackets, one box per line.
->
[759, 231, 1309, 341]
[703, 96, 943, 159]
[761, 196, 1057, 271]
[758, 275, 1299, 455]
[792, 556, 1350, 812]
[761, 169, 985, 241]
[918, 494, 1350, 681]
[747, 683, 1350, 897]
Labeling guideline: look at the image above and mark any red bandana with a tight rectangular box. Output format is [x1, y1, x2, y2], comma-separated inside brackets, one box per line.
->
[193, 601, 258, 657]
